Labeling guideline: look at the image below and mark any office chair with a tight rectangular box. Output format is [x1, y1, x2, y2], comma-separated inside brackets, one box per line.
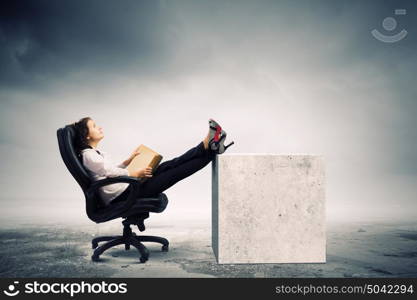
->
[56, 125, 169, 263]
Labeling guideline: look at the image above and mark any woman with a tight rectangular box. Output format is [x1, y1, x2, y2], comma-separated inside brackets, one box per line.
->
[72, 117, 234, 206]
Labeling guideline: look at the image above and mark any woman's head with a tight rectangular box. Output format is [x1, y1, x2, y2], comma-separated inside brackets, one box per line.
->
[72, 117, 104, 154]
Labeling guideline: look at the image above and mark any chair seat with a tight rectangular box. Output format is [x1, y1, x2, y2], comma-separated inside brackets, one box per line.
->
[125, 193, 168, 214]
[102, 193, 168, 215]
[125, 193, 168, 216]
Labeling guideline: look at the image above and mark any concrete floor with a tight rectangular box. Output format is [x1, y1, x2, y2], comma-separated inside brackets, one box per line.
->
[1, 219, 417, 278]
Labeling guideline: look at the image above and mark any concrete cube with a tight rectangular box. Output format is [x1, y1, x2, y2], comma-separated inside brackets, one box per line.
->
[212, 154, 326, 264]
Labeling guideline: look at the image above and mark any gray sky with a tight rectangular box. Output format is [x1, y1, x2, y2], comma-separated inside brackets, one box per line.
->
[1, 0, 416, 224]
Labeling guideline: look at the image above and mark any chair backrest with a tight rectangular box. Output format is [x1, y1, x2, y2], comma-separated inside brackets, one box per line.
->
[57, 125, 108, 222]
[56, 125, 91, 191]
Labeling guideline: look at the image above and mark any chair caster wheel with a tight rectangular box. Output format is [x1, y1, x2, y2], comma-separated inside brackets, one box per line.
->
[140, 256, 148, 263]
[92, 242, 98, 249]
[91, 254, 100, 262]
[162, 245, 169, 252]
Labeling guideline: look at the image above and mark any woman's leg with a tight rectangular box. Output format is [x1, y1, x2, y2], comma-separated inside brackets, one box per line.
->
[138, 144, 216, 197]
[152, 141, 208, 176]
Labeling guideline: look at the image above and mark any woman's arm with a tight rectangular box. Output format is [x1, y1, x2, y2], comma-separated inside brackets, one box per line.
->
[83, 150, 129, 177]
[119, 149, 141, 168]
[118, 161, 128, 168]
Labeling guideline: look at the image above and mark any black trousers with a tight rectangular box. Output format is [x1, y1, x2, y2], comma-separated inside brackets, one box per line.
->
[111, 141, 216, 203]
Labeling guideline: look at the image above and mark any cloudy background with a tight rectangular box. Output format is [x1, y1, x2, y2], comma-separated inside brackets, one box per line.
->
[0, 0, 416, 225]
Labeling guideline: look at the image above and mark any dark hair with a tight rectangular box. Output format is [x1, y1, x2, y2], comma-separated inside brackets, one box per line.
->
[72, 117, 93, 157]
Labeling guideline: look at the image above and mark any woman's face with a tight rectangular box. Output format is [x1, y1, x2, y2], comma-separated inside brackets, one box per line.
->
[86, 119, 104, 142]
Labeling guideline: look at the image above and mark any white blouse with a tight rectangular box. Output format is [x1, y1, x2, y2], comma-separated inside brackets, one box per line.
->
[81, 148, 129, 206]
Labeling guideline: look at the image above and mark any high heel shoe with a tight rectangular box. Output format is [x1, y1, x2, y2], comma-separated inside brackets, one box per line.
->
[215, 131, 235, 154]
[209, 130, 226, 151]
[208, 118, 226, 151]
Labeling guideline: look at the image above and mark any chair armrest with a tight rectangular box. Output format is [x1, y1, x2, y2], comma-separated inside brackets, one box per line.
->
[87, 176, 141, 192]
[87, 176, 150, 209]
[86, 176, 141, 202]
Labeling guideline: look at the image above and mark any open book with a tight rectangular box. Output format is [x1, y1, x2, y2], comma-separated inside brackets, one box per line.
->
[126, 144, 163, 183]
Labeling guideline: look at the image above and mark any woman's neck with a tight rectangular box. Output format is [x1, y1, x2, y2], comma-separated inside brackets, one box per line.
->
[88, 141, 100, 149]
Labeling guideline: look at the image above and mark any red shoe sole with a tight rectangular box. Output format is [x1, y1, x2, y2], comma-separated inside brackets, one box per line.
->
[214, 125, 222, 142]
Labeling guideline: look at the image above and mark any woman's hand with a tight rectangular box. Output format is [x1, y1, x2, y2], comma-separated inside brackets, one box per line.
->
[130, 167, 153, 178]
[129, 149, 141, 161]
[139, 167, 153, 178]
[123, 149, 141, 166]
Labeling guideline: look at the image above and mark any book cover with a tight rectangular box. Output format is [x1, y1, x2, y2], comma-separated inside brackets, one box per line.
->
[127, 144, 163, 182]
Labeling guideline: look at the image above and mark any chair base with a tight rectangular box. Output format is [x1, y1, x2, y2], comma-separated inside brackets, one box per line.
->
[91, 219, 169, 263]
